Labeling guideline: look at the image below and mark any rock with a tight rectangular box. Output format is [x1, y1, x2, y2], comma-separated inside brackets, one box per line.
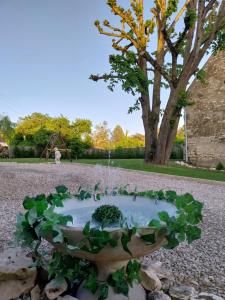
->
[161, 279, 174, 293]
[142, 261, 172, 280]
[58, 296, 79, 300]
[191, 293, 224, 300]
[140, 268, 162, 291]
[169, 284, 196, 300]
[77, 282, 146, 300]
[0, 273, 36, 300]
[45, 279, 68, 299]
[0, 247, 37, 281]
[31, 285, 41, 300]
[148, 291, 172, 300]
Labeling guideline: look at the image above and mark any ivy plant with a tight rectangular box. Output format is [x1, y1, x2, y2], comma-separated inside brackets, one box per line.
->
[15, 185, 203, 300]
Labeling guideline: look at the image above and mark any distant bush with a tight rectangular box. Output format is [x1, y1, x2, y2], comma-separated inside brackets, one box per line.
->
[170, 143, 184, 160]
[84, 144, 183, 160]
[13, 146, 35, 158]
[216, 162, 224, 171]
[68, 138, 91, 159]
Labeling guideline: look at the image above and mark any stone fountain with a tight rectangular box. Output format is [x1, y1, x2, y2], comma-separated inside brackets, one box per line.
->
[52, 194, 177, 300]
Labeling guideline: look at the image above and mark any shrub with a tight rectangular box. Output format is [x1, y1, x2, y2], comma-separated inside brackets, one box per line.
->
[92, 205, 123, 225]
[13, 146, 35, 158]
[216, 162, 224, 171]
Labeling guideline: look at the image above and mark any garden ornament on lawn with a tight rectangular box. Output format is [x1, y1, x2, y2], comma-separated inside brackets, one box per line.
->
[54, 147, 61, 164]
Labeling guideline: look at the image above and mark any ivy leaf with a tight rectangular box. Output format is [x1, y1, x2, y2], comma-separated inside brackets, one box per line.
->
[84, 274, 99, 294]
[27, 207, 38, 225]
[98, 283, 109, 300]
[51, 194, 64, 207]
[126, 260, 141, 286]
[158, 211, 170, 223]
[164, 234, 179, 249]
[52, 225, 64, 243]
[49, 276, 67, 288]
[23, 196, 35, 210]
[108, 267, 129, 296]
[83, 221, 90, 236]
[55, 185, 68, 194]
[121, 228, 136, 256]
[35, 199, 48, 216]
[186, 226, 201, 244]
[165, 190, 177, 202]
[141, 233, 155, 244]
[148, 219, 161, 228]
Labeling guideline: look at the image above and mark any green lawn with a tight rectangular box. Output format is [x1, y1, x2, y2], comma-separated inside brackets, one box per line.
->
[0, 158, 54, 163]
[0, 157, 225, 182]
[75, 159, 225, 182]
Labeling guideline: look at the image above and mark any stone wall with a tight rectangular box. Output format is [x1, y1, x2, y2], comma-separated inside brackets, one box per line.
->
[186, 51, 225, 167]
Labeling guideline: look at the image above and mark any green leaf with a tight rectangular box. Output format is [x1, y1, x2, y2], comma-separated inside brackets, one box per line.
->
[148, 219, 161, 228]
[27, 207, 38, 225]
[49, 276, 67, 288]
[121, 231, 132, 256]
[35, 199, 48, 216]
[108, 267, 129, 296]
[51, 195, 64, 207]
[158, 211, 170, 223]
[23, 196, 35, 210]
[55, 185, 68, 194]
[52, 225, 64, 243]
[83, 221, 90, 236]
[186, 226, 201, 244]
[84, 274, 99, 294]
[164, 234, 179, 249]
[98, 283, 109, 300]
[165, 190, 177, 202]
[126, 260, 141, 285]
[141, 233, 155, 244]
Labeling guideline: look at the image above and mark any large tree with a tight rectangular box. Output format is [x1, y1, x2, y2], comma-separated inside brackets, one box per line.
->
[90, 0, 225, 164]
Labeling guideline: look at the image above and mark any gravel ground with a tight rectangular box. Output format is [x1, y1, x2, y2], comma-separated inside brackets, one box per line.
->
[0, 162, 224, 297]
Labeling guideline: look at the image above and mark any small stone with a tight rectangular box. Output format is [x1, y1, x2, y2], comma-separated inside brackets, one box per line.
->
[161, 279, 174, 293]
[169, 284, 196, 300]
[0, 247, 37, 281]
[140, 269, 162, 291]
[77, 282, 146, 300]
[148, 291, 172, 300]
[191, 293, 224, 300]
[0, 273, 36, 300]
[45, 279, 68, 299]
[142, 261, 171, 280]
[31, 285, 41, 300]
[58, 296, 79, 300]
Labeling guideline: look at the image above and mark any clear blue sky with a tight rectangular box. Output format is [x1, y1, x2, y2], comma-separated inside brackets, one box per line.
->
[0, 1, 194, 134]
[0, 0, 147, 134]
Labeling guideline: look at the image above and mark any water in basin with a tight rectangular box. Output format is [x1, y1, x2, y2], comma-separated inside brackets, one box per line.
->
[54, 195, 177, 228]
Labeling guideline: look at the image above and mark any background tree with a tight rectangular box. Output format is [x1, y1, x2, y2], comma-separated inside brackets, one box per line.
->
[91, 0, 225, 165]
[112, 125, 125, 146]
[0, 115, 15, 144]
[16, 113, 50, 137]
[93, 121, 110, 149]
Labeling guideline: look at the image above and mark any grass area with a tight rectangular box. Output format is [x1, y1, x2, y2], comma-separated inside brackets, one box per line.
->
[0, 157, 225, 182]
[75, 159, 225, 182]
[0, 158, 55, 163]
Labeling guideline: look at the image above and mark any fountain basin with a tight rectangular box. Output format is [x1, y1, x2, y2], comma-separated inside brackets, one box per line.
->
[51, 194, 177, 261]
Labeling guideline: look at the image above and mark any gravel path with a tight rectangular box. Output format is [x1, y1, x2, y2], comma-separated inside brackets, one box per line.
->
[0, 162, 224, 297]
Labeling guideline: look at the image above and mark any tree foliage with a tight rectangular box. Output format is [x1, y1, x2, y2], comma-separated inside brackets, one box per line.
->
[0, 115, 15, 144]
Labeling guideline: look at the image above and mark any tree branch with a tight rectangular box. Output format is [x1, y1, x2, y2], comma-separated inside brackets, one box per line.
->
[141, 51, 172, 85]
